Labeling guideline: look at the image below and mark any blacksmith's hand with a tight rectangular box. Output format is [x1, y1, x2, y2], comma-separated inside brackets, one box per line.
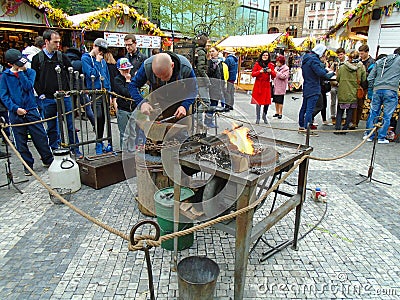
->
[174, 106, 186, 119]
[141, 102, 153, 115]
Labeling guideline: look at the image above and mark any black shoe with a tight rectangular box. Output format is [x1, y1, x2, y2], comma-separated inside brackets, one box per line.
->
[0, 151, 10, 159]
[273, 114, 279, 117]
[278, 115, 282, 119]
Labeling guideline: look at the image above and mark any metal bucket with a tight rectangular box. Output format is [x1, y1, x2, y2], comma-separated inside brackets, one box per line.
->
[177, 256, 220, 300]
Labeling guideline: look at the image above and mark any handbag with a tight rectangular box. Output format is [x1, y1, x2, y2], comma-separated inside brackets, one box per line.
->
[356, 70, 365, 100]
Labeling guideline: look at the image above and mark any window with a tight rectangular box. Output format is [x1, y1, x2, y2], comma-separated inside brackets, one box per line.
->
[271, 6, 279, 18]
[290, 4, 298, 17]
[311, 3, 316, 10]
[317, 19, 323, 29]
[328, 19, 334, 27]
[309, 20, 314, 29]
[320, 2, 325, 9]
[346, 0, 352, 8]
[329, 1, 335, 9]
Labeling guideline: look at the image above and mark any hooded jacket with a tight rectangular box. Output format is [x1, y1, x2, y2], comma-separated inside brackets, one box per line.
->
[301, 51, 333, 98]
[337, 60, 366, 104]
[81, 52, 111, 91]
[0, 68, 37, 114]
[22, 46, 41, 68]
[128, 51, 197, 113]
[224, 54, 238, 81]
[367, 54, 400, 92]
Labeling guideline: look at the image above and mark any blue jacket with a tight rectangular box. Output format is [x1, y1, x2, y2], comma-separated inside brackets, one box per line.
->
[81, 53, 111, 90]
[301, 51, 333, 98]
[0, 68, 37, 114]
[128, 52, 197, 112]
[224, 54, 238, 81]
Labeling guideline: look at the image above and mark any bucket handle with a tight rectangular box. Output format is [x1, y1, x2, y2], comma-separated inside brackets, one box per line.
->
[61, 158, 75, 169]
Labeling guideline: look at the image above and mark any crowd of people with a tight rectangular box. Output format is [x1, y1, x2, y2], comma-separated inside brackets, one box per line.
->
[1, 29, 399, 175]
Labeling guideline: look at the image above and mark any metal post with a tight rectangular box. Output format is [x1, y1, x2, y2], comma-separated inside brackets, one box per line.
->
[91, 75, 97, 142]
[55, 66, 67, 147]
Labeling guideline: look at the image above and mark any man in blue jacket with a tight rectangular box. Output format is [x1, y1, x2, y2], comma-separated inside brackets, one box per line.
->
[128, 52, 197, 120]
[299, 44, 334, 134]
[363, 48, 400, 144]
[81, 38, 111, 154]
[0, 49, 53, 175]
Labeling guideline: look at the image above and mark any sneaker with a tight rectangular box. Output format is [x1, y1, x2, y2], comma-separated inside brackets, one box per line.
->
[24, 170, 32, 176]
[95, 143, 104, 155]
[310, 124, 318, 130]
[298, 127, 306, 133]
[277, 115, 282, 119]
[323, 121, 333, 126]
[378, 139, 389, 144]
[74, 149, 83, 159]
[273, 114, 279, 117]
[366, 138, 373, 142]
[362, 133, 369, 140]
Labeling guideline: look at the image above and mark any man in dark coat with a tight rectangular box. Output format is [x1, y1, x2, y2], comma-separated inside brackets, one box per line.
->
[298, 44, 334, 134]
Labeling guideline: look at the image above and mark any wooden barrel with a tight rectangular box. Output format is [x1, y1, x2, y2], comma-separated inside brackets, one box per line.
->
[136, 161, 172, 217]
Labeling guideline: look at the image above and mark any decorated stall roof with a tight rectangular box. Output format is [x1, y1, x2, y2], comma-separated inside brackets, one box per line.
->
[325, 0, 376, 38]
[67, 1, 163, 36]
[0, 0, 72, 28]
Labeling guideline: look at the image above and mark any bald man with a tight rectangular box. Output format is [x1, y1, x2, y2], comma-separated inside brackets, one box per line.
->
[128, 51, 197, 119]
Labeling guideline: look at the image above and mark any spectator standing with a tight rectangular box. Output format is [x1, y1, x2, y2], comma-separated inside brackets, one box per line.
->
[22, 36, 44, 68]
[335, 50, 366, 134]
[363, 48, 400, 144]
[113, 58, 137, 152]
[329, 47, 347, 125]
[0, 49, 53, 175]
[193, 34, 211, 126]
[272, 55, 289, 119]
[31, 30, 82, 157]
[251, 51, 276, 124]
[81, 38, 111, 155]
[223, 49, 238, 110]
[298, 44, 334, 135]
[124, 34, 147, 76]
[206, 47, 225, 128]
[353, 44, 375, 128]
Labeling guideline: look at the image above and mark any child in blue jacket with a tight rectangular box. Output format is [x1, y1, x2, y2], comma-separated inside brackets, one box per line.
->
[0, 49, 53, 175]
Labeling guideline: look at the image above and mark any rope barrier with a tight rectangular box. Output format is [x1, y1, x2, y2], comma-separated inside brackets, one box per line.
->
[0, 95, 384, 252]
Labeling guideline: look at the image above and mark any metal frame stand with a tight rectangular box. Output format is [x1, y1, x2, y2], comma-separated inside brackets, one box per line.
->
[356, 130, 391, 186]
[0, 139, 28, 194]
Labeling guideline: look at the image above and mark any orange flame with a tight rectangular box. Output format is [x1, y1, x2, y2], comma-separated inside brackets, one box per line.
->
[223, 124, 254, 155]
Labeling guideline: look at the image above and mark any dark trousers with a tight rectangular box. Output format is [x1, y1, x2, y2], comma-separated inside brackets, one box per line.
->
[9, 109, 53, 170]
[336, 107, 353, 130]
[0, 111, 10, 141]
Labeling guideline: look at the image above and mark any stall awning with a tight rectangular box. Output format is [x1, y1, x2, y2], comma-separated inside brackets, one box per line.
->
[292, 37, 307, 47]
[217, 33, 282, 48]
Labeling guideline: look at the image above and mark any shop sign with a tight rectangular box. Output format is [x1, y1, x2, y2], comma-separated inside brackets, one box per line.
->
[104, 32, 161, 48]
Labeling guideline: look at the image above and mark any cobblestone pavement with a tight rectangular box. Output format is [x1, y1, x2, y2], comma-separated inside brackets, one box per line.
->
[1, 92, 399, 299]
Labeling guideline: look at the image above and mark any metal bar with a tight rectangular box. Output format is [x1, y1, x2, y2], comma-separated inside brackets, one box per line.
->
[172, 166, 182, 272]
[234, 183, 256, 300]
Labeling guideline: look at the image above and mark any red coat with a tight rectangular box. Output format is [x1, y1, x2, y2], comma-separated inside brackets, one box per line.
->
[251, 62, 276, 105]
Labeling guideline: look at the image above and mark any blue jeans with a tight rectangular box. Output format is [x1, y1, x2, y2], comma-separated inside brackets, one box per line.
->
[299, 94, 319, 129]
[116, 109, 136, 151]
[365, 89, 398, 140]
[9, 109, 53, 170]
[81, 94, 95, 127]
[43, 97, 79, 150]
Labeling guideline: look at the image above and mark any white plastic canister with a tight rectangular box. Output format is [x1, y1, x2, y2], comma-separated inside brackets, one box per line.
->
[48, 148, 81, 193]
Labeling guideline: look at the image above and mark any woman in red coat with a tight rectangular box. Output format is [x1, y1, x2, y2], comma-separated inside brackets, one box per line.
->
[251, 51, 276, 124]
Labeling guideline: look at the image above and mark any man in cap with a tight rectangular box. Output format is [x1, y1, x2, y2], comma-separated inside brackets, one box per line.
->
[298, 44, 334, 134]
[81, 38, 111, 155]
[31, 29, 82, 157]
[0, 49, 53, 175]
[113, 57, 137, 151]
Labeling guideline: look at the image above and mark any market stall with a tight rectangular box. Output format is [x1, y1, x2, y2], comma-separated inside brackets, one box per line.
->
[216, 33, 283, 91]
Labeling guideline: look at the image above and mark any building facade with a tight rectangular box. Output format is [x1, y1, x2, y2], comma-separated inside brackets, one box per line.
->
[268, 0, 306, 37]
[302, 0, 361, 38]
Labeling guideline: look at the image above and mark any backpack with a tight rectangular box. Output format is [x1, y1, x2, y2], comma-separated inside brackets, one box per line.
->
[37, 50, 64, 72]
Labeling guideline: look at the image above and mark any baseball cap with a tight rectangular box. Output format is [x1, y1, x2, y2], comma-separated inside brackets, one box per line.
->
[5, 49, 28, 67]
[116, 58, 133, 70]
[94, 38, 108, 49]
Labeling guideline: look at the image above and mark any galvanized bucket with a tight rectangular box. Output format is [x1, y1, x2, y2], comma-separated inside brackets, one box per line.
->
[177, 256, 220, 300]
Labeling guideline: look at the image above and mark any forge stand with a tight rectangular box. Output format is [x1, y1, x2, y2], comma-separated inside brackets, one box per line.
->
[175, 137, 312, 300]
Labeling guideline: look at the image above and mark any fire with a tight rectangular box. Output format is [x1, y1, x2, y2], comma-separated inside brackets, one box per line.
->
[223, 124, 254, 155]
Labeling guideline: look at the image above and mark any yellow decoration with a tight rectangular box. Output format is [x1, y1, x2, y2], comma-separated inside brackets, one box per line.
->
[76, 1, 163, 36]
[27, 0, 72, 28]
